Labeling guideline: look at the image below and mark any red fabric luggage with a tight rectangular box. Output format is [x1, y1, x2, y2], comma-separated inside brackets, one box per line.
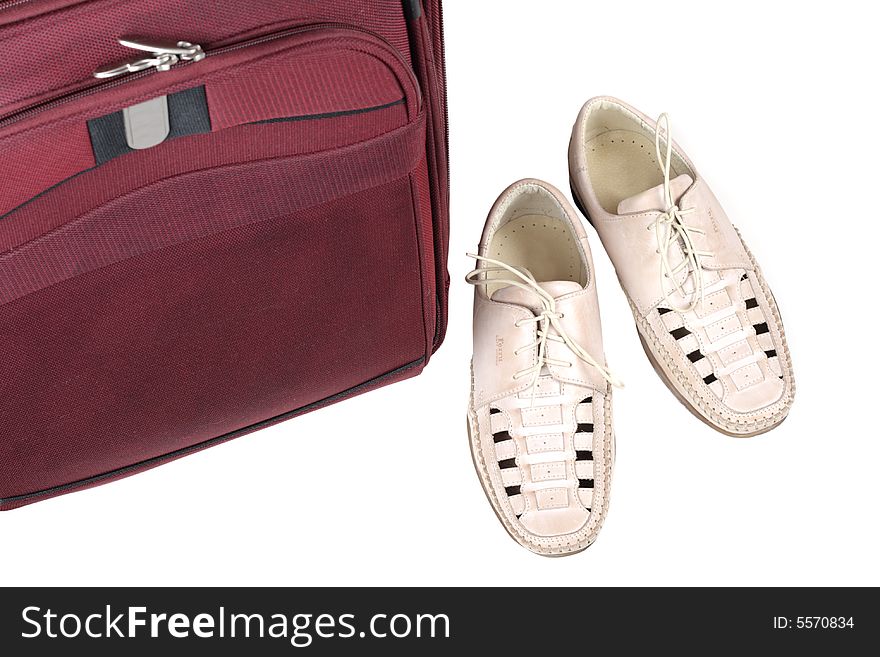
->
[0, 0, 449, 509]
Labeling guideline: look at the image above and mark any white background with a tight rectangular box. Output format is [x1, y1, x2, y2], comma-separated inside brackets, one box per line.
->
[3, 0, 878, 586]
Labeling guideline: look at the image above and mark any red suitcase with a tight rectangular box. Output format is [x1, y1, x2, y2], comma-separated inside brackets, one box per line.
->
[0, 0, 449, 509]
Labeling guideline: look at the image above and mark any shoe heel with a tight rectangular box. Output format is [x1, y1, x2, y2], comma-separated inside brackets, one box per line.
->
[569, 179, 595, 229]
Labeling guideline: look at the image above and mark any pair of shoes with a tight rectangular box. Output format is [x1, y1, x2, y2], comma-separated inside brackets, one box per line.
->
[466, 96, 796, 557]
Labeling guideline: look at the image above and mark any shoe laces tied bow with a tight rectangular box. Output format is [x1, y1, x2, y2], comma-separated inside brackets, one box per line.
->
[466, 254, 623, 401]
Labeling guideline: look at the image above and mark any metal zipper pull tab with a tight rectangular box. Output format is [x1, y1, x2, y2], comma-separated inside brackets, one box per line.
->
[94, 36, 206, 79]
[117, 37, 206, 62]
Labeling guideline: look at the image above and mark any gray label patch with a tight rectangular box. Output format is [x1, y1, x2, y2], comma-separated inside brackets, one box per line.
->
[123, 96, 170, 150]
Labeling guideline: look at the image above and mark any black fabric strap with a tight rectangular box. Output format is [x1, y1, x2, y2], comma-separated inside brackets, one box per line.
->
[88, 86, 211, 166]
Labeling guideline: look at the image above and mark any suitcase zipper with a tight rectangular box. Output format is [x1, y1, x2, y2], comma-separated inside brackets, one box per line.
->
[0, 22, 419, 128]
[0, 0, 34, 9]
[93, 38, 207, 79]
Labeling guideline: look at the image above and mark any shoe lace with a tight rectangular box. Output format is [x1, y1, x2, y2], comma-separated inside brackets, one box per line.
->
[465, 254, 623, 399]
[649, 113, 713, 312]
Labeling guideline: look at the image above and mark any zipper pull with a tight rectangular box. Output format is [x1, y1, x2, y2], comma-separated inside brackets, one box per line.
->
[94, 36, 206, 79]
[117, 37, 206, 62]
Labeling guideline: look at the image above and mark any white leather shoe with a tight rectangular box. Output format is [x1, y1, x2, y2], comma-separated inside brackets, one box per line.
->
[569, 97, 795, 437]
[466, 179, 619, 556]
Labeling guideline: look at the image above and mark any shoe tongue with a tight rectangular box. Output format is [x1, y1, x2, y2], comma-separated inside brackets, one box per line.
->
[617, 174, 694, 215]
[491, 281, 582, 313]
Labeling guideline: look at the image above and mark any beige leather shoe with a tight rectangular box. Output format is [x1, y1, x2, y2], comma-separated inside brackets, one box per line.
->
[466, 179, 620, 556]
[569, 97, 794, 437]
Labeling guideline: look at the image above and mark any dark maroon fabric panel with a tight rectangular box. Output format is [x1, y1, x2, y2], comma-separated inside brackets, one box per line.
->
[0, 0, 449, 509]
[207, 49, 404, 130]
[410, 2, 450, 349]
[0, 116, 425, 304]
[411, 156, 437, 343]
[0, 104, 409, 252]
[0, 122, 96, 216]
[0, 28, 417, 217]
[0, 1, 94, 26]
[0, 0, 413, 118]
[0, 175, 427, 501]
[0, 360, 425, 510]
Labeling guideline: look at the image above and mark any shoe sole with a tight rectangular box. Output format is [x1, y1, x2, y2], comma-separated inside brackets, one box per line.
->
[570, 181, 793, 438]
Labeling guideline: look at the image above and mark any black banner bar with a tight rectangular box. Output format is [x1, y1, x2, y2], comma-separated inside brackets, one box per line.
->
[1, 588, 872, 655]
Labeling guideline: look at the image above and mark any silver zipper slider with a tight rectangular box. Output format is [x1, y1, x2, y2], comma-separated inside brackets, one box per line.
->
[94, 36, 206, 79]
[117, 37, 206, 62]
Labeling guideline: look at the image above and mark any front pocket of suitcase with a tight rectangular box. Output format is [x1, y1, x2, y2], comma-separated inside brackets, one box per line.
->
[0, 26, 433, 506]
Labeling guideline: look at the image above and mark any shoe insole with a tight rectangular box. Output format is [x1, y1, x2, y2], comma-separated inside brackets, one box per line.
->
[585, 129, 682, 214]
[487, 213, 584, 296]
